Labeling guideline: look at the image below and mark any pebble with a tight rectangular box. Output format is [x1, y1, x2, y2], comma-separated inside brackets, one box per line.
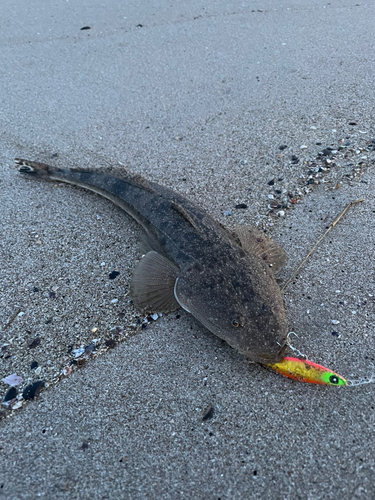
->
[151, 313, 159, 321]
[111, 298, 119, 304]
[202, 404, 214, 421]
[109, 271, 120, 280]
[300, 145, 307, 149]
[277, 210, 285, 217]
[279, 145, 287, 150]
[268, 179, 275, 186]
[30, 361, 39, 370]
[34, 366, 42, 375]
[331, 320, 340, 325]
[22, 381, 45, 400]
[224, 211, 232, 216]
[3, 387, 17, 402]
[310, 126, 317, 130]
[235, 203, 248, 209]
[27, 337, 41, 349]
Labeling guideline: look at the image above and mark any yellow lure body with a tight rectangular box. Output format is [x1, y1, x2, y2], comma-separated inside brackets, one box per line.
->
[266, 356, 347, 386]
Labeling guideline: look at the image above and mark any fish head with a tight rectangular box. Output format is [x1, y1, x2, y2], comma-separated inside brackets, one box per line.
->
[174, 255, 288, 364]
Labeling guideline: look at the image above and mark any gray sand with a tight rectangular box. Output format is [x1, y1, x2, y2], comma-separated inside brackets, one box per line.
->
[1, 1, 375, 498]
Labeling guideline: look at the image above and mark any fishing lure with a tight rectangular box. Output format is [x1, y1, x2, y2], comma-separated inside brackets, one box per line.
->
[266, 356, 347, 386]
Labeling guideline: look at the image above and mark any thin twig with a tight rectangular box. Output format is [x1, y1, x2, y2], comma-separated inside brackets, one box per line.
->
[281, 199, 364, 292]
[3, 308, 21, 330]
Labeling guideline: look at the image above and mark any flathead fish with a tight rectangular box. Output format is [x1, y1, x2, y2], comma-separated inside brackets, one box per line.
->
[16, 158, 288, 364]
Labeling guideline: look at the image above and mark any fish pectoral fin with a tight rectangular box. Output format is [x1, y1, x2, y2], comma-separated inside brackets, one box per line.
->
[130, 251, 180, 313]
[234, 226, 287, 274]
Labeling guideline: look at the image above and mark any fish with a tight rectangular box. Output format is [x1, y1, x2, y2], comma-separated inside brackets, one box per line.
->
[266, 356, 347, 386]
[15, 158, 289, 364]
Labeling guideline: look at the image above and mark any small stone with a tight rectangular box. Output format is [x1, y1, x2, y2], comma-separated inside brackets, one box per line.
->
[3, 387, 17, 402]
[348, 121, 357, 126]
[235, 203, 248, 209]
[34, 366, 42, 375]
[310, 126, 317, 130]
[28, 337, 41, 349]
[91, 327, 98, 333]
[111, 298, 119, 304]
[278, 145, 287, 150]
[105, 339, 116, 348]
[290, 155, 299, 163]
[202, 404, 214, 421]
[83, 344, 95, 358]
[12, 401, 23, 410]
[22, 381, 45, 400]
[321, 148, 332, 156]
[151, 313, 159, 321]
[277, 210, 285, 217]
[81, 441, 89, 449]
[331, 331, 340, 337]
[331, 320, 340, 325]
[268, 179, 275, 186]
[80, 26, 91, 30]
[300, 145, 307, 149]
[30, 361, 39, 370]
[110, 326, 124, 336]
[109, 271, 120, 280]
[101, 262, 106, 266]
[224, 211, 232, 216]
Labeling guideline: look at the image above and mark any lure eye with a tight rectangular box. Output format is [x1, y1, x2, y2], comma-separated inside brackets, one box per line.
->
[232, 320, 240, 327]
[329, 375, 339, 385]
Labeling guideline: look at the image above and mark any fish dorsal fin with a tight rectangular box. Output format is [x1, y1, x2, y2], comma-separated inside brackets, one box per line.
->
[130, 251, 180, 313]
[234, 226, 287, 274]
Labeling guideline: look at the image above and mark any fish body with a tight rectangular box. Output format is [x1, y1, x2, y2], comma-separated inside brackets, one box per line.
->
[16, 158, 288, 364]
[266, 356, 347, 386]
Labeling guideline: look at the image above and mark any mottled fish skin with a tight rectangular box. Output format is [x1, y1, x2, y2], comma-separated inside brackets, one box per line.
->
[16, 158, 288, 363]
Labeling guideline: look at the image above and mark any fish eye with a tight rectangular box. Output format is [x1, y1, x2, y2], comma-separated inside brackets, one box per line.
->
[329, 375, 339, 385]
[232, 320, 240, 327]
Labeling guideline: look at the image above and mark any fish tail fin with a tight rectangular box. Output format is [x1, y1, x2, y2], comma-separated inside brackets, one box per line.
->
[15, 158, 57, 178]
